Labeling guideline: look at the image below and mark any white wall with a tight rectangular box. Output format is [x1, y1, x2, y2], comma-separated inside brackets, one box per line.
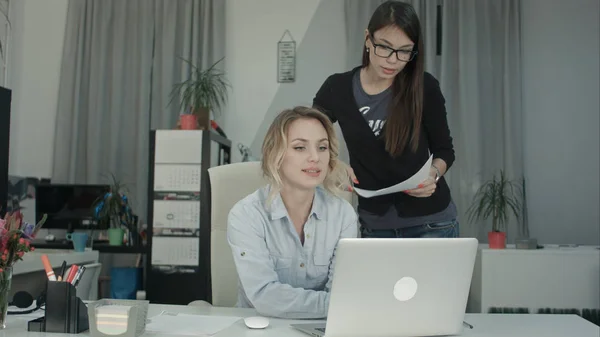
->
[222, 0, 319, 162]
[6, 0, 347, 175]
[522, 0, 600, 245]
[222, 0, 347, 163]
[7, 0, 68, 178]
[5, 0, 348, 167]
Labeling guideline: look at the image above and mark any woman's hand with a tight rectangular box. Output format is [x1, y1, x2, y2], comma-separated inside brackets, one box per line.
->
[342, 163, 359, 192]
[347, 165, 359, 185]
[403, 166, 438, 197]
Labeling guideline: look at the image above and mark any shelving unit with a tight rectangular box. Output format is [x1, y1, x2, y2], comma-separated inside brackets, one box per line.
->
[145, 129, 231, 305]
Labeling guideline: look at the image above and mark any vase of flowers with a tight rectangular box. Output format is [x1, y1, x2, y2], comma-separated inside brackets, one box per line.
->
[0, 211, 47, 329]
[0, 267, 12, 329]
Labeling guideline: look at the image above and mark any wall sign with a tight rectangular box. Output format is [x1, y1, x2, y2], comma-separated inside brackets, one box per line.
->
[277, 30, 296, 83]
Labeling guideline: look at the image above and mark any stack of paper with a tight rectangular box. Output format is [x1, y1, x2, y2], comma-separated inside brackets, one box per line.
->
[95, 305, 132, 335]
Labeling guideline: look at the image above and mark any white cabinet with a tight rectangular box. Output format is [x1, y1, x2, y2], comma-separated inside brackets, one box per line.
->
[468, 244, 600, 314]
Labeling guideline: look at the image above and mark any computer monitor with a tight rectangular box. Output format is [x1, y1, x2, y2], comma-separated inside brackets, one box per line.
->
[35, 184, 110, 232]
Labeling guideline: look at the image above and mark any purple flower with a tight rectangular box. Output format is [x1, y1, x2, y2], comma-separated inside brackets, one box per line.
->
[22, 222, 36, 239]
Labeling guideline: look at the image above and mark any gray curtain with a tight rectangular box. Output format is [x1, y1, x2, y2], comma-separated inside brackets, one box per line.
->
[52, 0, 224, 220]
[344, 0, 524, 242]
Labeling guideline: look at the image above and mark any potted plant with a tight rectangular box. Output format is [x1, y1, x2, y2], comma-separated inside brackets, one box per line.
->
[466, 170, 522, 249]
[169, 57, 230, 130]
[93, 174, 135, 246]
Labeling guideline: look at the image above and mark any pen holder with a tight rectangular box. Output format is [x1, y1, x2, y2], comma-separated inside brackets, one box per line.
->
[27, 281, 89, 333]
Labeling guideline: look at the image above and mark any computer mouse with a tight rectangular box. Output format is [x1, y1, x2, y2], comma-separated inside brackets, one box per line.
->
[243, 316, 269, 329]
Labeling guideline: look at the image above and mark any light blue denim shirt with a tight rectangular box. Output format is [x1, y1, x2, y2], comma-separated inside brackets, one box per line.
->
[227, 185, 358, 319]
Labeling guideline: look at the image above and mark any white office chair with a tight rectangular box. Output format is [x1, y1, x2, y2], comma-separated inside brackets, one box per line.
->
[64, 262, 103, 301]
[188, 161, 353, 307]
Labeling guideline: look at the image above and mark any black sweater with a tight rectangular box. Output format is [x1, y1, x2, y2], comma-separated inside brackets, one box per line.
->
[313, 67, 455, 217]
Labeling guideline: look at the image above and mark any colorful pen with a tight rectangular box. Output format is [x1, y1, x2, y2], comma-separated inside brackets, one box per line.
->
[65, 265, 79, 284]
[73, 265, 87, 287]
[71, 265, 84, 285]
[41, 255, 57, 281]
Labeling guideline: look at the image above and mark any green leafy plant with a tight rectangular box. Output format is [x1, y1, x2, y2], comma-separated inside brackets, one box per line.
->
[169, 57, 230, 118]
[466, 170, 522, 233]
[92, 173, 134, 230]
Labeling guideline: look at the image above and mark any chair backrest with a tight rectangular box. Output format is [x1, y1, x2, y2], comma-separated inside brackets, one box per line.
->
[207, 161, 267, 307]
[207, 161, 353, 307]
[64, 262, 103, 301]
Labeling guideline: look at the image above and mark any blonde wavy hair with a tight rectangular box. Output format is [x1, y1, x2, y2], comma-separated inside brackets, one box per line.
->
[261, 106, 350, 203]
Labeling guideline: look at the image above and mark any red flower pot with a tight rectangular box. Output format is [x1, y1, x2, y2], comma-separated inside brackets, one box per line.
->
[180, 114, 198, 130]
[488, 231, 506, 249]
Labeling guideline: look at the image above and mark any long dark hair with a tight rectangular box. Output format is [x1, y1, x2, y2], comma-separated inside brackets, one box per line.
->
[362, 1, 424, 157]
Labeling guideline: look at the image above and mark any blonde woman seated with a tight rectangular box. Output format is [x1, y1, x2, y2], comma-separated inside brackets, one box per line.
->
[227, 106, 358, 319]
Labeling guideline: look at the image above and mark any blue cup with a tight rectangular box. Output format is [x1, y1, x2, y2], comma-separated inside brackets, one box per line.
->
[66, 232, 88, 252]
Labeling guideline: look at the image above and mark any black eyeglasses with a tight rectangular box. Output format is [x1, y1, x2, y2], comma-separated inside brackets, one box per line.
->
[369, 36, 417, 62]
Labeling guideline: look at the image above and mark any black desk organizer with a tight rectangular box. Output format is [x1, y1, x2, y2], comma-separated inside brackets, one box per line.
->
[27, 281, 89, 333]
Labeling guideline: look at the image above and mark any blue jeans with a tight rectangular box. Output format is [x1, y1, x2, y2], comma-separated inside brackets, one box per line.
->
[360, 220, 459, 238]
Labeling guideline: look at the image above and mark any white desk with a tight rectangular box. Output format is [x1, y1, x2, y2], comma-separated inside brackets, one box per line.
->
[2, 304, 598, 337]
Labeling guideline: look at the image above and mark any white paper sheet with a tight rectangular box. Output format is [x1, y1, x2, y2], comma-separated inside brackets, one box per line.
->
[154, 164, 201, 192]
[155, 130, 203, 164]
[150, 237, 199, 266]
[146, 312, 242, 336]
[153, 200, 200, 229]
[353, 155, 433, 198]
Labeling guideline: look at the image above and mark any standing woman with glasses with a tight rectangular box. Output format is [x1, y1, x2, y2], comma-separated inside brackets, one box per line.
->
[313, 1, 458, 239]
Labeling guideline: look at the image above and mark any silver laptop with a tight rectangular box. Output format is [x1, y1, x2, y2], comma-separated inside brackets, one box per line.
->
[291, 238, 478, 337]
